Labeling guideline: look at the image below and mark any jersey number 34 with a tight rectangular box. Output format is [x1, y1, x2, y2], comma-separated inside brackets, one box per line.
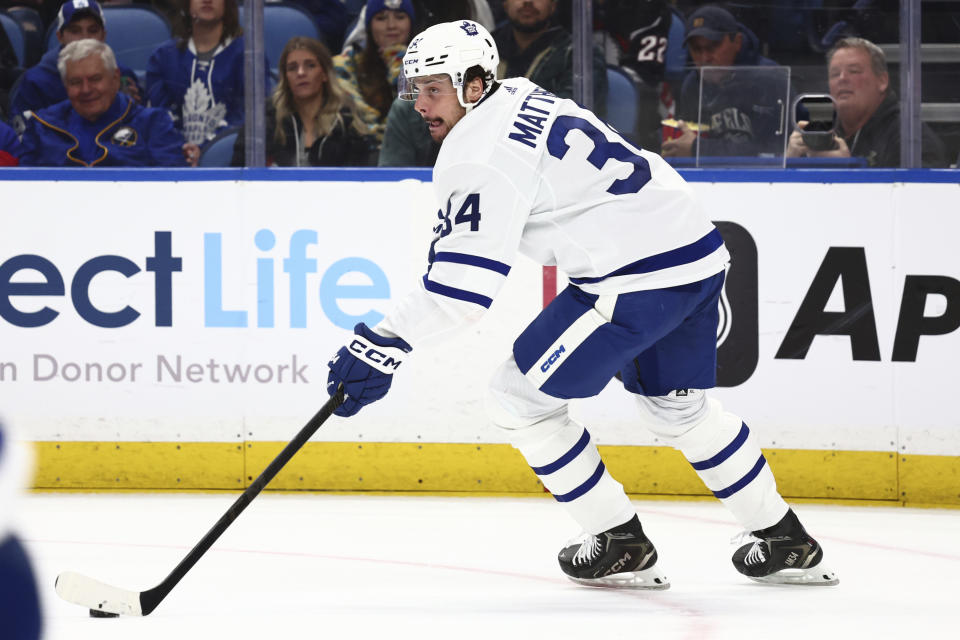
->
[547, 115, 652, 195]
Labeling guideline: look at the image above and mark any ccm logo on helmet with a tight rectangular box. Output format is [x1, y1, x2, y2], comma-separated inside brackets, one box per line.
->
[349, 339, 403, 371]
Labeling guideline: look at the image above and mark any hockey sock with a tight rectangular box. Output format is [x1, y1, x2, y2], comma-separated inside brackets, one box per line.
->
[671, 400, 788, 531]
[507, 412, 636, 535]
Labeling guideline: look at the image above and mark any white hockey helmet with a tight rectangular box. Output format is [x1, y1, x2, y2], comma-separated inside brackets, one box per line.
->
[398, 19, 500, 109]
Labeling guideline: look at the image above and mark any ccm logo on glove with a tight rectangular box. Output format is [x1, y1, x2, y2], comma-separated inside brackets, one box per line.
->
[347, 338, 405, 373]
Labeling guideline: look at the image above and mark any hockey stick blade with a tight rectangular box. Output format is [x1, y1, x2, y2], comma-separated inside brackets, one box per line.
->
[54, 386, 345, 617]
[55, 571, 143, 616]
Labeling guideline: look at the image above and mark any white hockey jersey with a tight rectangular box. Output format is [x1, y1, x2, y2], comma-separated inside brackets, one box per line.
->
[377, 77, 729, 348]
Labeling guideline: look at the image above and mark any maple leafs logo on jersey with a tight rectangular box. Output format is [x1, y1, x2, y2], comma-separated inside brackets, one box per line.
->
[459, 21, 479, 36]
[182, 79, 228, 145]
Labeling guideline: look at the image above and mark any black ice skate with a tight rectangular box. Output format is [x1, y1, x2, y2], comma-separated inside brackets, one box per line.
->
[558, 515, 669, 589]
[731, 509, 839, 586]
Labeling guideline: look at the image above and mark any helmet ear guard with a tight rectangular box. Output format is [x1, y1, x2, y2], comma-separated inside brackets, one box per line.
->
[400, 20, 500, 109]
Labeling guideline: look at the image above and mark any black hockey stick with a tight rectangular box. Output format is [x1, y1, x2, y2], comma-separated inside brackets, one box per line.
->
[55, 386, 345, 617]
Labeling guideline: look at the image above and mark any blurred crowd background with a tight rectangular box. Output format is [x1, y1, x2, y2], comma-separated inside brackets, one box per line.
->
[0, 0, 956, 169]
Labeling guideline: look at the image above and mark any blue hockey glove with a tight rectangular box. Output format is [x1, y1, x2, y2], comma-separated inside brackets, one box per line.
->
[327, 323, 413, 417]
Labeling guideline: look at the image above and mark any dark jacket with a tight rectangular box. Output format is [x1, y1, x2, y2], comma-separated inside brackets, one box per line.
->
[837, 91, 949, 168]
[10, 47, 142, 129]
[493, 23, 608, 117]
[377, 97, 439, 168]
[232, 103, 373, 167]
[20, 92, 187, 167]
[677, 24, 789, 157]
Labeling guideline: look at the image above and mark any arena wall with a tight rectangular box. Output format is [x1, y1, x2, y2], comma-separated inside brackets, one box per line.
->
[1, 168, 958, 505]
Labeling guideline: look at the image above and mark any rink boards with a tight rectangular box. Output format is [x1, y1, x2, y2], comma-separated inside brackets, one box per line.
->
[1, 169, 958, 505]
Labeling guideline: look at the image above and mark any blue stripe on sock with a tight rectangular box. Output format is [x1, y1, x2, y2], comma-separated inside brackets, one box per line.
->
[530, 429, 590, 476]
[690, 422, 749, 470]
[554, 461, 605, 503]
[713, 454, 766, 499]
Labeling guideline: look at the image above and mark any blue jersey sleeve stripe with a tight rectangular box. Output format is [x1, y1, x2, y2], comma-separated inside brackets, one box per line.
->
[689, 422, 749, 470]
[433, 252, 511, 276]
[712, 455, 767, 499]
[553, 461, 606, 503]
[530, 428, 590, 475]
[569, 228, 725, 285]
[422, 275, 493, 308]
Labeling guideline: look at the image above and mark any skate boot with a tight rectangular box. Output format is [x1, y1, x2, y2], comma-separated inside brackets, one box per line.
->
[732, 509, 838, 585]
[558, 515, 669, 589]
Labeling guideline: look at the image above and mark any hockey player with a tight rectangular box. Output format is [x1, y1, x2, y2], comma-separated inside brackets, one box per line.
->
[326, 19, 838, 589]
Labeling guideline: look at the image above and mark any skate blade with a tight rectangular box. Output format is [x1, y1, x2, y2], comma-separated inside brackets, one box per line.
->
[747, 564, 839, 586]
[567, 566, 671, 590]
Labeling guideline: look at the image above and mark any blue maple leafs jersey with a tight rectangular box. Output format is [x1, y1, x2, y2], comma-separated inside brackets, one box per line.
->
[377, 77, 729, 348]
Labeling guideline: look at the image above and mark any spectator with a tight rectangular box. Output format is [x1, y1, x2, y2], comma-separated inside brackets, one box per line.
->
[662, 5, 789, 159]
[493, 0, 607, 115]
[786, 37, 948, 168]
[232, 37, 372, 167]
[341, 0, 494, 53]
[20, 39, 192, 167]
[333, 0, 414, 150]
[0, 119, 23, 165]
[379, 0, 607, 167]
[146, 0, 245, 146]
[9, 0, 143, 131]
[594, 0, 674, 150]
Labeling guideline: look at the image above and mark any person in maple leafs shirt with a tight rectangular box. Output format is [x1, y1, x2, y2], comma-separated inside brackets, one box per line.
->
[146, 0, 247, 146]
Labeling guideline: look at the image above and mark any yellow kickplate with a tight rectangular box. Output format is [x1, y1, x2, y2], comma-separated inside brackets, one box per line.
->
[31, 441, 244, 490]
[244, 442, 543, 493]
[27, 441, 959, 506]
[900, 454, 960, 504]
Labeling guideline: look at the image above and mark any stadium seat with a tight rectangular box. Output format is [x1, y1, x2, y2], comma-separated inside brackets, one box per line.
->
[5, 6, 42, 67]
[605, 65, 639, 139]
[199, 127, 240, 167]
[0, 13, 26, 68]
[46, 6, 171, 84]
[664, 8, 687, 88]
[238, 3, 322, 74]
[341, 0, 367, 18]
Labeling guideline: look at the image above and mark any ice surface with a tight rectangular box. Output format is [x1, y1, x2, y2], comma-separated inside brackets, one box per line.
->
[17, 493, 960, 639]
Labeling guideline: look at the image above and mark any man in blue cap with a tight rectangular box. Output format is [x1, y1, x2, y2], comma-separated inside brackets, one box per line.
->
[9, 0, 142, 131]
[662, 5, 788, 159]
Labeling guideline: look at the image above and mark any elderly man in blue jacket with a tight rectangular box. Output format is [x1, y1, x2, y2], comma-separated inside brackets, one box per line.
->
[10, 0, 143, 132]
[20, 39, 196, 167]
